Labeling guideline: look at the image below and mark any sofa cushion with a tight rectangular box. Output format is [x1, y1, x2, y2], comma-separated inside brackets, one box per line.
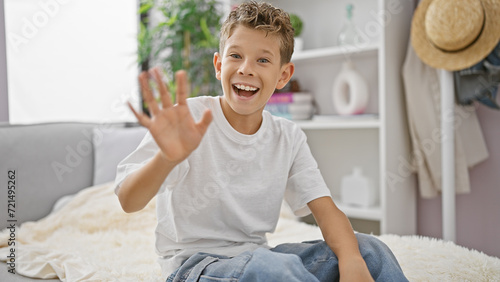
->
[92, 126, 147, 185]
[0, 122, 125, 230]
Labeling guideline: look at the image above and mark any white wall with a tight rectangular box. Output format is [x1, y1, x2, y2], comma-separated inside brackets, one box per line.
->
[0, 0, 8, 122]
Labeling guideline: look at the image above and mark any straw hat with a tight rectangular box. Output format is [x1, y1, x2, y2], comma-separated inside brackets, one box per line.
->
[411, 0, 500, 71]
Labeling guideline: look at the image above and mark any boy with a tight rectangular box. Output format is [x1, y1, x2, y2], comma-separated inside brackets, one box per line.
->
[116, 2, 408, 281]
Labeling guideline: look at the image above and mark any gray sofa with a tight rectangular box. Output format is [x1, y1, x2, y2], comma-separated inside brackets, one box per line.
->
[0, 122, 147, 281]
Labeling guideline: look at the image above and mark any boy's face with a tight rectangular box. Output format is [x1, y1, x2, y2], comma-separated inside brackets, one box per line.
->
[214, 25, 294, 121]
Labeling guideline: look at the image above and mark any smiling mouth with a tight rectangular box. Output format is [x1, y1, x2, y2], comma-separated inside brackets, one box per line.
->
[233, 84, 259, 98]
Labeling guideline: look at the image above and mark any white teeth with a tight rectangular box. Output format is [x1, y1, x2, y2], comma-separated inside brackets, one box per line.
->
[235, 84, 257, 91]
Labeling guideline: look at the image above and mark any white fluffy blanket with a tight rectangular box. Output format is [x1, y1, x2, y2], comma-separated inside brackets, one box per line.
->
[1, 183, 499, 281]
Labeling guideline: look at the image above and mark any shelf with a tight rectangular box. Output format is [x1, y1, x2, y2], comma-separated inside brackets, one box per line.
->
[334, 199, 382, 221]
[295, 115, 380, 130]
[291, 43, 379, 63]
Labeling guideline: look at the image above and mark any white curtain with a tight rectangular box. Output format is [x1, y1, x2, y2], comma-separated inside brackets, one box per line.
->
[5, 0, 139, 123]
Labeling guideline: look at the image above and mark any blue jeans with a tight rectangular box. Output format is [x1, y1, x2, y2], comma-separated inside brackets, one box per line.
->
[166, 233, 408, 281]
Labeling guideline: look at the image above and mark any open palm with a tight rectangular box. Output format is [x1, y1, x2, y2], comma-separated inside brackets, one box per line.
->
[128, 68, 213, 164]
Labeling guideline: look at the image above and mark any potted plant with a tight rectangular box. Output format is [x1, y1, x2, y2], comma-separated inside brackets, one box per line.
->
[138, 0, 223, 101]
[289, 13, 304, 52]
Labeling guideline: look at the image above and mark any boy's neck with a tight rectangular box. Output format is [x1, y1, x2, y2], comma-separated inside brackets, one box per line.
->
[219, 97, 263, 135]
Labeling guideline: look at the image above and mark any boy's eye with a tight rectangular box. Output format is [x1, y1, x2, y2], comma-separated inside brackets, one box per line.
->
[230, 54, 241, 59]
[258, 58, 269, 63]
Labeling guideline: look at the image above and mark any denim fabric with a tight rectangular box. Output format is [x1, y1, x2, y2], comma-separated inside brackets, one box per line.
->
[166, 233, 408, 282]
[455, 42, 500, 109]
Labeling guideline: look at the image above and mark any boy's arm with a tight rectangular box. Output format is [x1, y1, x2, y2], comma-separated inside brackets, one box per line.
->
[308, 196, 374, 282]
[118, 68, 212, 213]
[117, 152, 178, 213]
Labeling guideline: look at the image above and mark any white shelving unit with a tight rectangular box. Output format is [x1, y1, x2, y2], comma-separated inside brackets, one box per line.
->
[291, 43, 379, 62]
[295, 115, 380, 130]
[335, 200, 383, 221]
[266, 0, 417, 235]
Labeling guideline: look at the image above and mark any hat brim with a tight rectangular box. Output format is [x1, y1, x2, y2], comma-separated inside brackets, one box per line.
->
[411, 0, 500, 71]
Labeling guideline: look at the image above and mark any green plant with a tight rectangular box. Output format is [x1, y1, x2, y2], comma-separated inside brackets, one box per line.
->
[138, 0, 222, 98]
[289, 13, 303, 37]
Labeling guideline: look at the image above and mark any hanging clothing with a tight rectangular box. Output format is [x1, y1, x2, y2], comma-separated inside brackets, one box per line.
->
[454, 42, 500, 109]
[402, 41, 489, 198]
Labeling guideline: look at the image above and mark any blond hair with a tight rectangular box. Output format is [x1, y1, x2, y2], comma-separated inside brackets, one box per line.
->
[219, 1, 295, 65]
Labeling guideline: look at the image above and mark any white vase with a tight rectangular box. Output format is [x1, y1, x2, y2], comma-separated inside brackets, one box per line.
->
[340, 167, 377, 207]
[332, 61, 369, 115]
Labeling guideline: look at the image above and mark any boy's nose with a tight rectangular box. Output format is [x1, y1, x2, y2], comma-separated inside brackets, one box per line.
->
[238, 60, 254, 76]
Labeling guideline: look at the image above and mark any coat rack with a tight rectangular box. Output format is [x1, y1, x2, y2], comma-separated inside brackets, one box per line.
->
[440, 70, 456, 242]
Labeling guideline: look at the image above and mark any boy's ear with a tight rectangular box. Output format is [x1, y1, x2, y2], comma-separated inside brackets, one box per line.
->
[213, 52, 222, 81]
[276, 62, 295, 90]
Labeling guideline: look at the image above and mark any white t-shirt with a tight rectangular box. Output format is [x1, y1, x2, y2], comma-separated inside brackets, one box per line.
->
[114, 96, 331, 278]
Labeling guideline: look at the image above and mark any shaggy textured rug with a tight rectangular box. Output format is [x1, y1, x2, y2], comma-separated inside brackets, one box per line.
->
[1, 182, 499, 281]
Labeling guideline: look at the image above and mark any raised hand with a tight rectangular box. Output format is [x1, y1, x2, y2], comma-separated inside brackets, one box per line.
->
[128, 68, 213, 164]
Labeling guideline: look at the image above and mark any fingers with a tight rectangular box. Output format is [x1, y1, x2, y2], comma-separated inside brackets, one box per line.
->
[195, 109, 213, 136]
[127, 101, 151, 128]
[140, 68, 189, 111]
[139, 71, 160, 116]
[150, 67, 173, 109]
[175, 70, 189, 105]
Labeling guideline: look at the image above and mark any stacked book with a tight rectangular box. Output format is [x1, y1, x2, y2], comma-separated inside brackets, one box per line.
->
[265, 92, 314, 120]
